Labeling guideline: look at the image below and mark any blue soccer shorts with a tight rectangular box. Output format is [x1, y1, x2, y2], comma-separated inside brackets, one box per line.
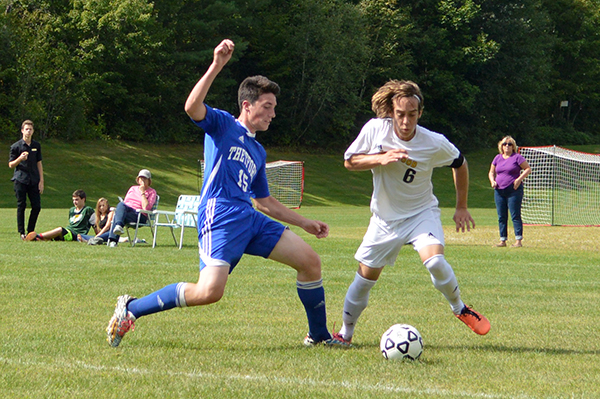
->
[198, 198, 286, 273]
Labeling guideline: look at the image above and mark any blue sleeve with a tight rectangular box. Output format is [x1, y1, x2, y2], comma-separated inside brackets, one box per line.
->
[251, 163, 270, 199]
[193, 105, 236, 140]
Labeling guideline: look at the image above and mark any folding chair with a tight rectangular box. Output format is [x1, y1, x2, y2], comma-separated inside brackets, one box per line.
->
[125, 195, 160, 247]
[152, 195, 200, 249]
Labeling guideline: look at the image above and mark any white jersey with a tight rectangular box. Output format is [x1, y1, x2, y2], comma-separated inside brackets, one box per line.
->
[344, 118, 460, 221]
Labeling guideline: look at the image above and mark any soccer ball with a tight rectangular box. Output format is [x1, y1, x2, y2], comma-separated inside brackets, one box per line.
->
[380, 324, 423, 360]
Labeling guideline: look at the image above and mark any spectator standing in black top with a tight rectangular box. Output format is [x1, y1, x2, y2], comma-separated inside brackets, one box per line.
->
[8, 120, 44, 240]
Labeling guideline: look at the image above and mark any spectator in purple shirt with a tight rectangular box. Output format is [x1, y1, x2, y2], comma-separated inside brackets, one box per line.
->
[489, 136, 531, 247]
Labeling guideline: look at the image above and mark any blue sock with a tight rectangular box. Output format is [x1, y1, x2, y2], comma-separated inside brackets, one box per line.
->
[297, 279, 331, 342]
[127, 282, 187, 319]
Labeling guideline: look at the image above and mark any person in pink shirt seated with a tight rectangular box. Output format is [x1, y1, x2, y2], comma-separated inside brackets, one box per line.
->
[108, 169, 157, 247]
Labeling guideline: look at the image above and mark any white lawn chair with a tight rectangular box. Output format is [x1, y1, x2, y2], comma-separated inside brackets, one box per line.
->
[151, 195, 200, 249]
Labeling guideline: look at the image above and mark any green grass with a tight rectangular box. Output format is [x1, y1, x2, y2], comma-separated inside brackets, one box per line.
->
[1, 141, 600, 398]
[2, 140, 599, 209]
[0, 139, 517, 210]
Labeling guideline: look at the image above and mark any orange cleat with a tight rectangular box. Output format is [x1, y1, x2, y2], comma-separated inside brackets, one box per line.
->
[25, 232, 40, 241]
[456, 305, 490, 335]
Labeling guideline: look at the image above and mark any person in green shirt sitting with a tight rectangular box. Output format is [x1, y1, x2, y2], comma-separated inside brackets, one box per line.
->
[25, 189, 94, 241]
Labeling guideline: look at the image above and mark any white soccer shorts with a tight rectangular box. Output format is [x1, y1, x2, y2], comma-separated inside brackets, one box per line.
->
[354, 207, 445, 268]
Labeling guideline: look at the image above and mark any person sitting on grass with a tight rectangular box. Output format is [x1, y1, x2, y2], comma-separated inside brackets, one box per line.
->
[106, 169, 156, 247]
[26, 189, 94, 241]
[78, 197, 114, 245]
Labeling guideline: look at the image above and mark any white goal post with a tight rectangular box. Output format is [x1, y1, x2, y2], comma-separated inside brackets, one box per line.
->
[200, 160, 304, 209]
[519, 145, 600, 226]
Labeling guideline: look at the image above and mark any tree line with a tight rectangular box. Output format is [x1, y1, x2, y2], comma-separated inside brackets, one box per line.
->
[1, 0, 599, 151]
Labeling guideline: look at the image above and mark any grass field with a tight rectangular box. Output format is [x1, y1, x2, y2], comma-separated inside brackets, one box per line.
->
[1, 141, 600, 398]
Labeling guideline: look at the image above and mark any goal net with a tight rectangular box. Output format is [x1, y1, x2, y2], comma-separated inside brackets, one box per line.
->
[265, 160, 305, 208]
[519, 145, 600, 226]
[200, 160, 304, 209]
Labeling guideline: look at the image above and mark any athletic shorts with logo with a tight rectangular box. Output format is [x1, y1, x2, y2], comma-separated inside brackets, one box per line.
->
[198, 199, 286, 273]
[355, 207, 445, 268]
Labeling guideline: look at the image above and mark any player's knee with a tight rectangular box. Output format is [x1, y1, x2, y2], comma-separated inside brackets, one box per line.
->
[307, 249, 322, 270]
[298, 250, 322, 279]
[203, 290, 224, 305]
[424, 254, 453, 283]
[308, 248, 322, 267]
[186, 284, 225, 306]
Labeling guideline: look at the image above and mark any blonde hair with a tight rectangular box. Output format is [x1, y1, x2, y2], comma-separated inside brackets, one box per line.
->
[497, 136, 517, 154]
[371, 80, 424, 118]
[95, 197, 110, 224]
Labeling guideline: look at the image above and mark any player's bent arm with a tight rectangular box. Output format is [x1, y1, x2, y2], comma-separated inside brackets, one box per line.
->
[345, 154, 377, 171]
[254, 196, 308, 226]
[254, 196, 329, 238]
[184, 64, 219, 121]
[184, 39, 235, 121]
[453, 159, 470, 210]
[345, 149, 408, 171]
[452, 159, 475, 231]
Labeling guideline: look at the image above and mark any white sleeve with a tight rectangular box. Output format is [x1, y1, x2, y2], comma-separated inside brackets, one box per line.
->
[344, 119, 379, 160]
[431, 134, 460, 168]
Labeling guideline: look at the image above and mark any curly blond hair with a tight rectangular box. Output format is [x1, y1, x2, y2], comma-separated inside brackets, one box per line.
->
[371, 80, 424, 118]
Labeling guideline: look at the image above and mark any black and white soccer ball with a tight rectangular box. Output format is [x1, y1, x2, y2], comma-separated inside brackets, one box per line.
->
[380, 324, 423, 360]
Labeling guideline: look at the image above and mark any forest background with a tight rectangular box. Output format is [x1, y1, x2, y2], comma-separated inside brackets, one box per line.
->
[1, 0, 600, 151]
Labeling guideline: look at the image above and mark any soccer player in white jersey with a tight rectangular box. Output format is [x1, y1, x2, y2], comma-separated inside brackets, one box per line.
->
[332, 80, 490, 345]
[105, 39, 349, 348]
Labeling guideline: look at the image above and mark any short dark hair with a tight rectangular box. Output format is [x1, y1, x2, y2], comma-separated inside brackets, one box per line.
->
[72, 189, 86, 200]
[238, 76, 280, 111]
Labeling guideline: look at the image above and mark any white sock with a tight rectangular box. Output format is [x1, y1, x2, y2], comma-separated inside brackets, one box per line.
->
[339, 272, 377, 340]
[177, 282, 188, 308]
[424, 255, 464, 314]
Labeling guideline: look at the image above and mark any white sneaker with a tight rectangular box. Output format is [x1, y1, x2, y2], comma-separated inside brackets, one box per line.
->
[87, 236, 104, 245]
[106, 295, 136, 347]
[112, 225, 124, 235]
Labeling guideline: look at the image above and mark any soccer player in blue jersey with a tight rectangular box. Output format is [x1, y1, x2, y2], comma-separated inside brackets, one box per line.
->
[106, 39, 349, 348]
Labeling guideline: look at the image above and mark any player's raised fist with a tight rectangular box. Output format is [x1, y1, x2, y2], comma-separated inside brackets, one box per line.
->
[214, 39, 235, 66]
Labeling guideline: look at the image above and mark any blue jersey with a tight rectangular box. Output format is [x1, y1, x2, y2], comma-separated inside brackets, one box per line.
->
[194, 105, 270, 209]
[192, 105, 283, 272]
